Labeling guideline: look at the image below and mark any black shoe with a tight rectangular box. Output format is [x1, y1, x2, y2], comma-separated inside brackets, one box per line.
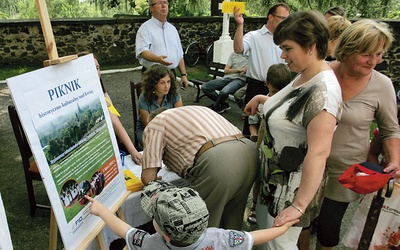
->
[216, 103, 231, 114]
[207, 104, 216, 111]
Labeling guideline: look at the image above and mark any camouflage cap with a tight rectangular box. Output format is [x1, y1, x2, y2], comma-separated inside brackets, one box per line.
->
[140, 180, 209, 245]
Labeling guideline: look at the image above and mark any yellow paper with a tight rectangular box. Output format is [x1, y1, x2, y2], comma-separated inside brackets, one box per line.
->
[124, 169, 144, 192]
[105, 97, 121, 117]
[222, 2, 245, 13]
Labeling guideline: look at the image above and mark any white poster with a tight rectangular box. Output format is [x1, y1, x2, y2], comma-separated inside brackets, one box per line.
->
[6, 54, 127, 249]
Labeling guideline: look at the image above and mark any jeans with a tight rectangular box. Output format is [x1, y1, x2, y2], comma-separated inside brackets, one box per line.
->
[202, 77, 246, 108]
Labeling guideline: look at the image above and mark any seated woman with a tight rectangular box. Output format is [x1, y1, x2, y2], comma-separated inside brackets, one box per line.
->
[136, 64, 183, 144]
[78, 52, 142, 165]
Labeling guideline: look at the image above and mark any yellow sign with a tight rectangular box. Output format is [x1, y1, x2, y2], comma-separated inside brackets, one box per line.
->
[222, 2, 245, 13]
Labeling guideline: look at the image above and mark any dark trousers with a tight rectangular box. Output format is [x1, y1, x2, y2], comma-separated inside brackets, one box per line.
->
[242, 77, 269, 136]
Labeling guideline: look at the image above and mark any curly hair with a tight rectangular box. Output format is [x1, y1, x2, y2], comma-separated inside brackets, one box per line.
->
[142, 64, 178, 102]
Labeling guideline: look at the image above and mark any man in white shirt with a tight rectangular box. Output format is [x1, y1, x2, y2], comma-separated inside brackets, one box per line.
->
[233, 3, 289, 136]
[135, 0, 188, 88]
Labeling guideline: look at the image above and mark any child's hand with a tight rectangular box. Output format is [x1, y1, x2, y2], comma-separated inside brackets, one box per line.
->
[131, 151, 143, 165]
[281, 219, 300, 229]
[85, 195, 105, 216]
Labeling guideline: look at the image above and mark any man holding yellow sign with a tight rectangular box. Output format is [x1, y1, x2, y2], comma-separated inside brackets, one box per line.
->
[233, 3, 290, 136]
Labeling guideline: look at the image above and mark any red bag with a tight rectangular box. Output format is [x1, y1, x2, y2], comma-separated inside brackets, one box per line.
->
[338, 162, 392, 194]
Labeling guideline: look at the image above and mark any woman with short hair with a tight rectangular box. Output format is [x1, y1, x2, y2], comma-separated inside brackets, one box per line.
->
[317, 19, 400, 250]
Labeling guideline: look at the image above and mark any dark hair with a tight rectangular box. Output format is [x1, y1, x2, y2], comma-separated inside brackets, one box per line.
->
[325, 6, 347, 17]
[142, 64, 178, 102]
[267, 2, 290, 16]
[274, 10, 329, 60]
[266, 63, 291, 91]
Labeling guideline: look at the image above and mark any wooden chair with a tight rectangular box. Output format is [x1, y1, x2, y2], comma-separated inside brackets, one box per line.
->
[8, 105, 50, 216]
[130, 80, 143, 150]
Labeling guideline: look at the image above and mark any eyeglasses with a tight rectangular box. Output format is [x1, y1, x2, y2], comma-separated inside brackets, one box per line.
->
[151, 1, 169, 6]
[272, 14, 287, 20]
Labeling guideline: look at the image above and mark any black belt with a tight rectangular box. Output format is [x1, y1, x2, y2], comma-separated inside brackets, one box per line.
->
[246, 77, 265, 85]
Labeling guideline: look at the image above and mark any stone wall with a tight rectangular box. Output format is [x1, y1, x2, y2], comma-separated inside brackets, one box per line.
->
[1, 17, 400, 85]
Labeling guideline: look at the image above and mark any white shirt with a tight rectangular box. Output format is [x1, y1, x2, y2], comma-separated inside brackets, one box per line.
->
[242, 25, 284, 82]
[135, 17, 184, 69]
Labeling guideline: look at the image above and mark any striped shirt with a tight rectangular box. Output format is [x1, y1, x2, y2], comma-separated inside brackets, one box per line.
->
[142, 106, 241, 177]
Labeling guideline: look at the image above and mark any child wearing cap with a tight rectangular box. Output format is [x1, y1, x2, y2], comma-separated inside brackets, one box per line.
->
[85, 180, 298, 250]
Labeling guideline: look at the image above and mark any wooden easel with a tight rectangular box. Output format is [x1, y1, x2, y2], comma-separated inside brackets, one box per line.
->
[35, 0, 130, 249]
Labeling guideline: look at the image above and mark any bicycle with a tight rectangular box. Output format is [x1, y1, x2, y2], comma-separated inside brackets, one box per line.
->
[184, 29, 220, 68]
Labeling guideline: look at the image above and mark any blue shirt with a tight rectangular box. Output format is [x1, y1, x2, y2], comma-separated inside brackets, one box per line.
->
[136, 17, 184, 69]
[136, 93, 181, 142]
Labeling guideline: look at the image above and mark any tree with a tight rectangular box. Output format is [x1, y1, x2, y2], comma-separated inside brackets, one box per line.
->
[2, 0, 399, 19]
[15, 0, 101, 18]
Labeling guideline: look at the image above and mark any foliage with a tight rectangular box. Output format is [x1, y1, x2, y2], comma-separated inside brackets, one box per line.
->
[0, 11, 9, 19]
[15, 0, 101, 18]
[170, 0, 210, 17]
[388, 0, 400, 19]
[1, 0, 400, 19]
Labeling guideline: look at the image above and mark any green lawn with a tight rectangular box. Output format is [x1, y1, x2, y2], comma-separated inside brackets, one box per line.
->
[0, 65, 41, 81]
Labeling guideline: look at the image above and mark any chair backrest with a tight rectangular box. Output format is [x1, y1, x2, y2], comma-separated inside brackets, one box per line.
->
[8, 105, 35, 173]
[130, 80, 143, 149]
[8, 105, 50, 215]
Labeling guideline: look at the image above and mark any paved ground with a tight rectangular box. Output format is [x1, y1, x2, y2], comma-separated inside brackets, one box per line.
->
[0, 68, 356, 249]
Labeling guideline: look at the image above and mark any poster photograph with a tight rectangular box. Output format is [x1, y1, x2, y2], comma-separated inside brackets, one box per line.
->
[6, 54, 127, 249]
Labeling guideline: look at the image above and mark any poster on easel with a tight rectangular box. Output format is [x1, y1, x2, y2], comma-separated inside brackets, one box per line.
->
[6, 54, 127, 250]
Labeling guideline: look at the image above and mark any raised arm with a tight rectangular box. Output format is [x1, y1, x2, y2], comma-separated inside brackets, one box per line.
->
[233, 7, 245, 54]
[85, 195, 132, 238]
